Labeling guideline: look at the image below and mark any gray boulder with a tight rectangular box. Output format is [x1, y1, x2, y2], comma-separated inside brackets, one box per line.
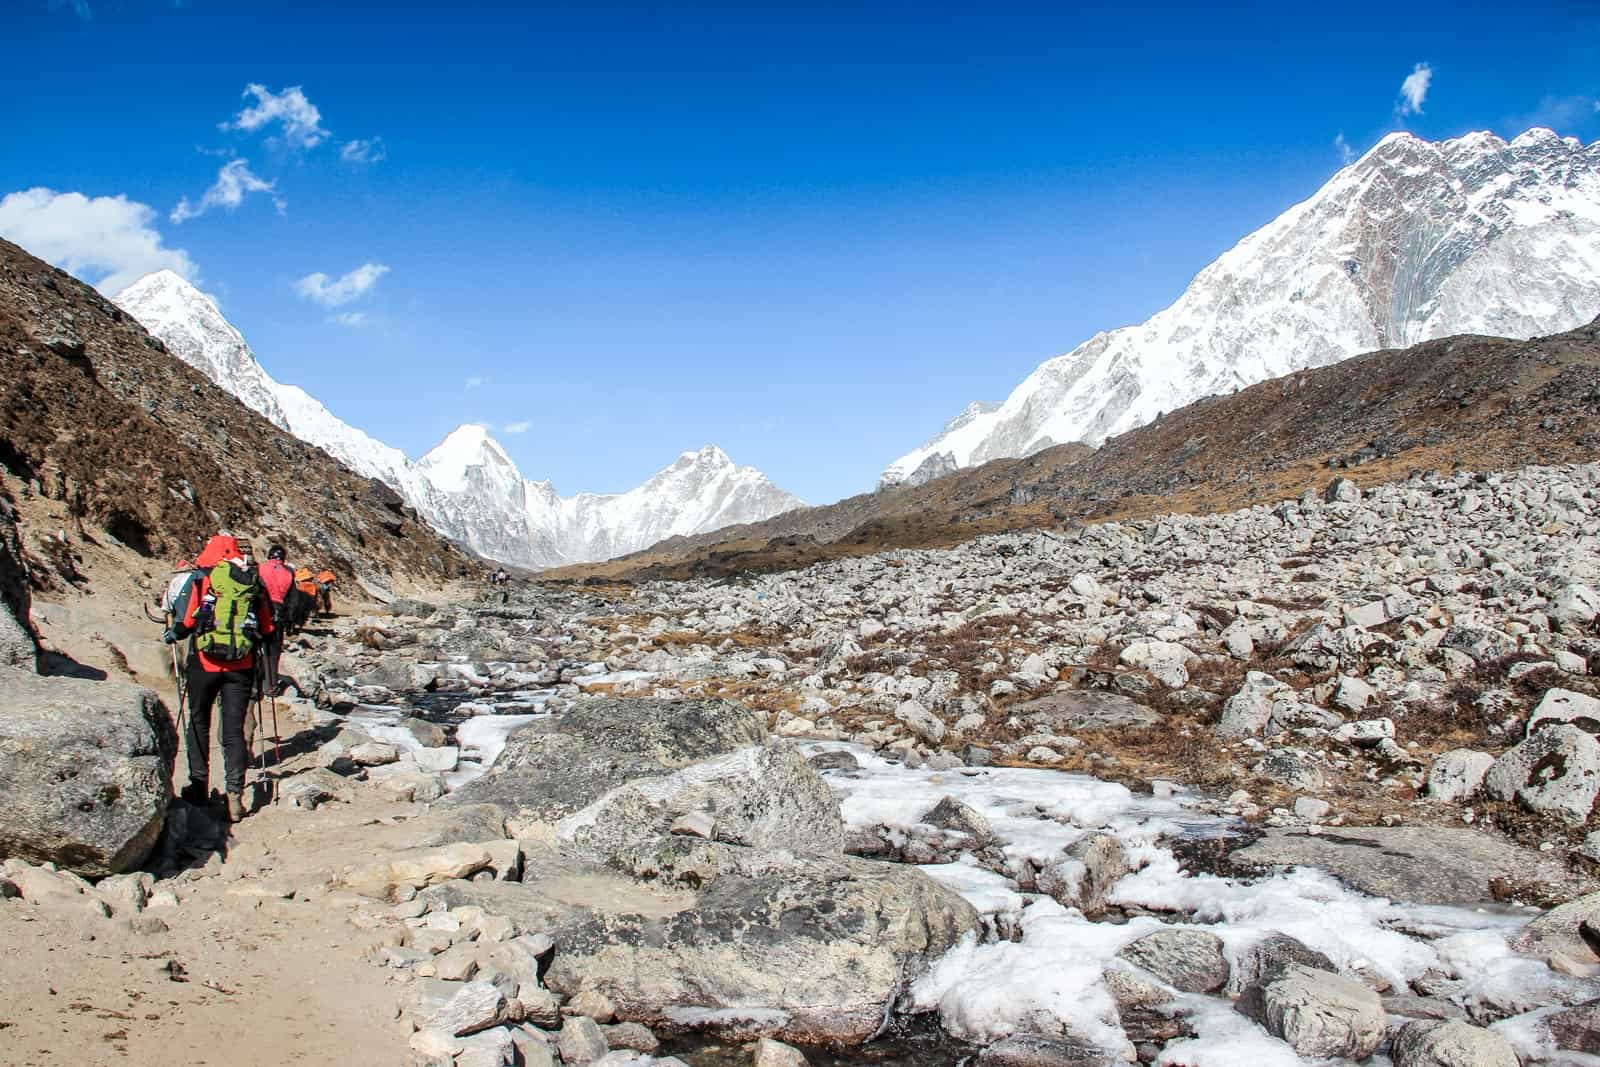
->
[976, 1033, 1120, 1065]
[1484, 723, 1600, 825]
[445, 698, 767, 827]
[1227, 934, 1336, 996]
[0, 667, 175, 876]
[1117, 928, 1229, 993]
[1508, 891, 1600, 964]
[1010, 689, 1160, 732]
[1529, 688, 1600, 734]
[542, 845, 978, 1045]
[1426, 750, 1495, 803]
[1230, 826, 1571, 905]
[1549, 999, 1600, 1054]
[1235, 962, 1385, 1059]
[1391, 1019, 1520, 1066]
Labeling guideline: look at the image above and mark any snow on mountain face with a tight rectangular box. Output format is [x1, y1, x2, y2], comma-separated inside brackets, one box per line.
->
[882, 128, 1600, 487]
[114, 270, 290, 430]
[114, 271, 803, 568]
[417, 433, 806, 568]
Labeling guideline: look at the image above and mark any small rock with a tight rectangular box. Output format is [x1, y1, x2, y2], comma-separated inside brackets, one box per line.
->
[556, 1016, 610, 1065]
[753, 1037, 809, 1067]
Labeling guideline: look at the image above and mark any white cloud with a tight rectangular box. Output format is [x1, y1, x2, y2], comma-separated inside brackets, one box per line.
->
[223, 84, 328, 150]
[293, 262, 390, 307]
[340, 138, 386, 165]
[0, 187, 196, 294]
[503, 420, 531, 434]
[331, 311, 368, 327]
[464, 376, 486, 390]
[1334, 132, 1355, 164]
[48, 0, 92, 19]
[1397, 63, 1432, 117]
[171, 158, 283, 223]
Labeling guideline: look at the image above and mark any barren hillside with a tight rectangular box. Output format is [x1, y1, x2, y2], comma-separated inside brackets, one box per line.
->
[550, 314, 1600, 582]
[0, 238, 472, 594]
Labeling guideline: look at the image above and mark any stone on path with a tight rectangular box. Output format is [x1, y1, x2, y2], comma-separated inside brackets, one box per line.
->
[557, 1016, 610, 1065]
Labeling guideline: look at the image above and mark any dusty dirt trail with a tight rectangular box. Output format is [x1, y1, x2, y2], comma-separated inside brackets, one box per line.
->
[0, 671, 439, 1067]
[5, 573, 432, 1067]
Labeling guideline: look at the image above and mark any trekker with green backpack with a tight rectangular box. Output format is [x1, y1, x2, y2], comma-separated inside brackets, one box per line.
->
[164, 533, 275, 822]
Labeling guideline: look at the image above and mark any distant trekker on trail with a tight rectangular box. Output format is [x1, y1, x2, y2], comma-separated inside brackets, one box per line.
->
[257, 544, 295, 690]
[164, 533, 275, 823]
[314, 569, 337, 615]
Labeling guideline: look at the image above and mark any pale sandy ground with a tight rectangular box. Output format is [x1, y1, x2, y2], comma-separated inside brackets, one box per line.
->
[3, 501, 457, 1067]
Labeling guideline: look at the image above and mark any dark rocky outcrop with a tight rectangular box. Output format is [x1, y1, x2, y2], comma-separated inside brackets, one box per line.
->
[0, 492, 37, 670]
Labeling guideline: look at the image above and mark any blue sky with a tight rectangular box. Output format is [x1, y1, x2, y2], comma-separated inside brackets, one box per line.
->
[3, 1, 1598, 504]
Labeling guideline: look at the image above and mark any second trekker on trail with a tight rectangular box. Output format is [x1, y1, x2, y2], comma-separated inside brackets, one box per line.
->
[164, 534, 275, 823]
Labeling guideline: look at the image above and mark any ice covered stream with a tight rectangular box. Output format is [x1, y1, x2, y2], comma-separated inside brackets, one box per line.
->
[799, 742, 1591, 1065]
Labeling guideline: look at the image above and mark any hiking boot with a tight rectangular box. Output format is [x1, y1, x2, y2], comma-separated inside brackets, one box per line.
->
[226, 792, 247, 823]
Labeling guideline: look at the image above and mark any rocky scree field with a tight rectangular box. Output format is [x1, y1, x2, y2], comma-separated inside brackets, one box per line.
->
[151, 454, 1600, 1066]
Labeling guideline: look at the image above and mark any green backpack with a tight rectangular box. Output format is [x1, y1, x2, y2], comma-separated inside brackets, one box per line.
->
[196, 561, 260, 661]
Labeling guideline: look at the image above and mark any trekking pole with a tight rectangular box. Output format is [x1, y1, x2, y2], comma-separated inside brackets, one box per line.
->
[265, 654, 282, 793]
[167, 616, 188, 741]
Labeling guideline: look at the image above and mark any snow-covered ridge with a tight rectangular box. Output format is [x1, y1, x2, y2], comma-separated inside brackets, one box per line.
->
[114, 271, 803, 568]
[882, 127, 1600, 487]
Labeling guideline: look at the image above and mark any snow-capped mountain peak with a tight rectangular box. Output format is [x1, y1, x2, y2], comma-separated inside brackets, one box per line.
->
[111, 278, 806, 568]
[881, 127, 1600, 487]
[115, 269, 290, 430]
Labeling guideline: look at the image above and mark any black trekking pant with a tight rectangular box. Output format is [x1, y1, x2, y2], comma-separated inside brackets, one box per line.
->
[261, 626, 284, 692]
[185, 658, 252, 794]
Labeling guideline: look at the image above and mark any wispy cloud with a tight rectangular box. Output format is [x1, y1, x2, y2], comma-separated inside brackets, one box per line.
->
[1396, 62, 1432, 117]
[0, 187, 196, 294]
[222, 84, 328, 150]
[331, 311, 368, 327]
[464, 376, 487, 390]
[340, 138, 386, 165]
[503, 420, 531, 434]
[1334, 132, 1355, 164]
[171, 158, 283, 223]
[47, 0, 92, 19]
[293, 262, 389, 307]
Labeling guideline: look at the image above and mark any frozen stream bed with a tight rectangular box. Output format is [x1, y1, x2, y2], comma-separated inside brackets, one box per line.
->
[799, 741, 1596, 1066]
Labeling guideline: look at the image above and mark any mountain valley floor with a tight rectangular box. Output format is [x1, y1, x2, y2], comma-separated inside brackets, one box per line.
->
[4, 458, 1600, 1065]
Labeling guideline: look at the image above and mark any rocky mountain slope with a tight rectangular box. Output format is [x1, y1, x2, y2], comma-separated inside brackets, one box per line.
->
[114, 270, 805, 569]
[0, 238, 468, 591]
[884, 128, 1600, 487]
[551, 313, 1600, 582]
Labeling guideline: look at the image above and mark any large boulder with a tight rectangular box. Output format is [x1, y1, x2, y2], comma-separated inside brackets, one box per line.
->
[1509, 891, 1600, 964]
[0, 498, 38, 671]
[1235, 962, 1385, 1059]
[445, 698, 768, 830]
[1484, 723, 1600, 825]
[0, 667, 175, 876]
[1230, 826, 1571, 905]
[439, 698, 980, 1044]
[1009, 689, 1160, 732]
[1391, 1019, 1519, 1067]
[541, 844, 978, 1045]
